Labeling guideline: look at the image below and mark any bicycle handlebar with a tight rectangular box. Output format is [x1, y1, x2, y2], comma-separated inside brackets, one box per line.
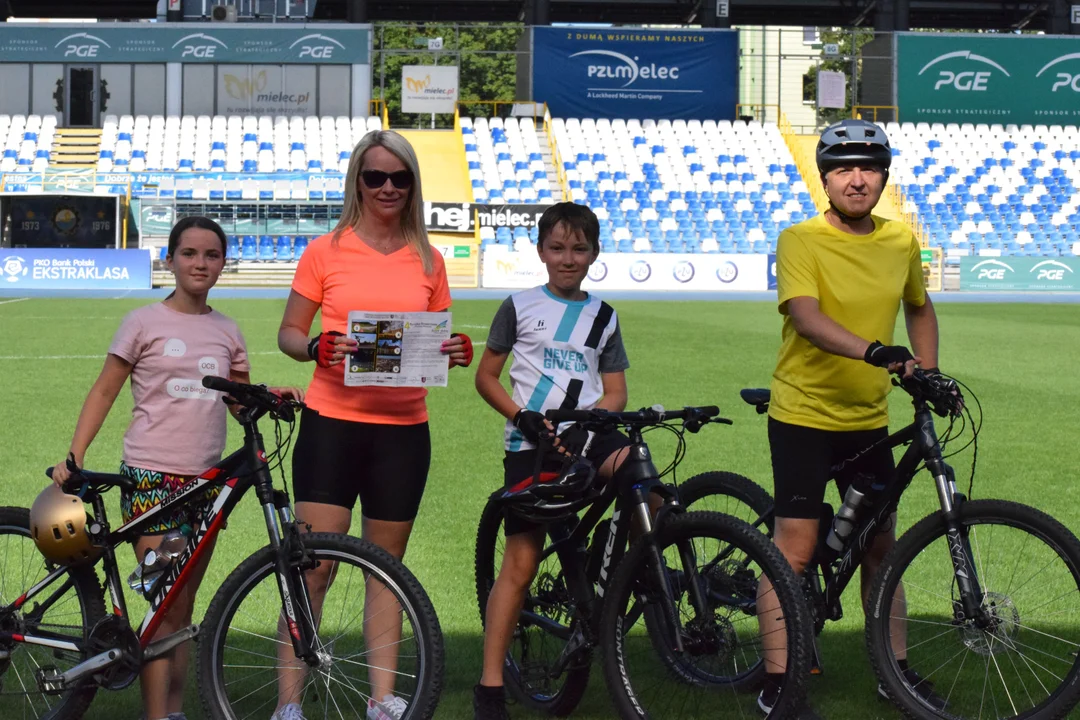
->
[895, 368, 964, 418]
[545, 405, 728, 431]
[201, 376, 300, 422]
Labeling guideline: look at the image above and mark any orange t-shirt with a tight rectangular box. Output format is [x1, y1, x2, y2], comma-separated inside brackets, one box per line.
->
[291, 228, 452, 425]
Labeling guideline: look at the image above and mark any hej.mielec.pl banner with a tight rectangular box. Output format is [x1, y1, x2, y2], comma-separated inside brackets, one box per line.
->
[897, 33, 1080, 124]
[532, 27, 738, 120]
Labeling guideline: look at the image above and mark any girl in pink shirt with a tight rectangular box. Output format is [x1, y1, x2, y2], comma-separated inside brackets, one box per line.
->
[50, 217, 302, 720]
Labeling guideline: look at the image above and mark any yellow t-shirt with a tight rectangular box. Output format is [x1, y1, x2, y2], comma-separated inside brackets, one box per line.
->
[769, 213, 927, 431]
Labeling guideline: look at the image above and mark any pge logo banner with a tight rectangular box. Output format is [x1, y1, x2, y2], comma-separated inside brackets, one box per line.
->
[0, 24, 368, 64]
[959, 256, 1080, 291]
[532, 27, 737, 120]
[897, 33, 1080, 124]
[0, 248, 152, 290]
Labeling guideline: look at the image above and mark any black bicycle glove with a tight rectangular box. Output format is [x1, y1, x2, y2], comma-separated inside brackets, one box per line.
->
[864, 341, 914, 369]
[513, 409, 550, 443]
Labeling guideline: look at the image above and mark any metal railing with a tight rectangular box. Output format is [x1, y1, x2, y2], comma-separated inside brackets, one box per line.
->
[735, 103, 782, 125]
[853, 105, 899, 123]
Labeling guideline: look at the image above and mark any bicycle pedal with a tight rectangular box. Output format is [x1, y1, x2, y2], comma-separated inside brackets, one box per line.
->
[35, 666, 64, 694]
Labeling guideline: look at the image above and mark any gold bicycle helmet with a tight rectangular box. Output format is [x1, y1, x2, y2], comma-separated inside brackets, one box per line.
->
[30, 485, 100, 566]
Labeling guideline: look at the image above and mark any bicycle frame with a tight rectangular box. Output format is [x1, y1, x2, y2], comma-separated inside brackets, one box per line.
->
[0, 408, 320, 692]
[502, 424, 704, 675]
[751, 398, 982, 627]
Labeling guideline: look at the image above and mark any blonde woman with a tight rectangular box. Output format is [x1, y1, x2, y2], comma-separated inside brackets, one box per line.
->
[274, 130, 473, 720]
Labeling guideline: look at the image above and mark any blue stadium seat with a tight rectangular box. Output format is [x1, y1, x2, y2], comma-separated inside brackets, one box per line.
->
[258, 237, 276, 262]
[276, 236, 293, 262]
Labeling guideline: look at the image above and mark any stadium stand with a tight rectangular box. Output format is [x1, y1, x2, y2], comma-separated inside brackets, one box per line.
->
[891, 121, 1080, 258]
[546, 118, 817, 254]
[94, 114, 384, 175]
[460, 116, 557, 205]
[0, 114, 57, 174]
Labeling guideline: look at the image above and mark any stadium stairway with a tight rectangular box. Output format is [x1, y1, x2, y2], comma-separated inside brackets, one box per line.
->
[50, 128, 101, 168]
[784, 132, 908, 224]
[535, 127, 564, 198]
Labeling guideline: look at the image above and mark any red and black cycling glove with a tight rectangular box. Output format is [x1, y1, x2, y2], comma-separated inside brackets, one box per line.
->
[307, 331, 345, 368]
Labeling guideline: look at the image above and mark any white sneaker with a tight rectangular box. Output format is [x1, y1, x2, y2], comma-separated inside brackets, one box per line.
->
[271, 704, 306, 720]
[367, 694, 409, 720]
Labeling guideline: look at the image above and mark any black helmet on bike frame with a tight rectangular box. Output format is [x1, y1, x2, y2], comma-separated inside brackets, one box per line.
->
[497, 457, 599, 526]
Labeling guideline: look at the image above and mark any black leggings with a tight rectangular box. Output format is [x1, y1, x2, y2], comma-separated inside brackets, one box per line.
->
[291, 407, 431, 522]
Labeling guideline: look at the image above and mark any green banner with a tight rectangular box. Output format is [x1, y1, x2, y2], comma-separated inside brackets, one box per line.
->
[0, 23, 369, 64]
[960, 256, 1080, 291]
[897, 33, 1080, 125]
[920, 249, 933, 263]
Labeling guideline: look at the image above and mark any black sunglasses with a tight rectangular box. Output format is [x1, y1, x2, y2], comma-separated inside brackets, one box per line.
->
[360, 170, 414, 190]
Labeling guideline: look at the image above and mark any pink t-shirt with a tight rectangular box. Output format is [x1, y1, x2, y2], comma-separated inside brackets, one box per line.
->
[108, 302, 250, 476]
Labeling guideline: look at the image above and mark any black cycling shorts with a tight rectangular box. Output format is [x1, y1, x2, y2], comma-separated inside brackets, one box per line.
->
[768, 417, 896, 520]
[502, 429, 632, 537]
[291, 407, 431, 522]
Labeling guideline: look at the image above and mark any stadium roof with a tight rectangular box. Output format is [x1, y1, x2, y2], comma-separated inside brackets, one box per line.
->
[2, 0, 1066, 31]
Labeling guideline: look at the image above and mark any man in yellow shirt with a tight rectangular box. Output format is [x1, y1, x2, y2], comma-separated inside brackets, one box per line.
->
[756, 119, 944, 718]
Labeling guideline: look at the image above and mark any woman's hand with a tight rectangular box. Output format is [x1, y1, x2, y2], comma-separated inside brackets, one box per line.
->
[310, 331, 359, 368]
[50, 453, 81, 487]
[269, 386, 305, 403]
[441, 333, 474, 368]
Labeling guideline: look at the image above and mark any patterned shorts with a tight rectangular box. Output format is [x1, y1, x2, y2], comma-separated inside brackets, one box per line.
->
[119, 462, 222, 534]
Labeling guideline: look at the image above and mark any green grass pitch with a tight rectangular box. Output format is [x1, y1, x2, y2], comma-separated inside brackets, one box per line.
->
[1, 296, 1078, 719]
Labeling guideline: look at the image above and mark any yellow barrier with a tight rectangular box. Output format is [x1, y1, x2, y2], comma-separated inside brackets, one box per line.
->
[852, 105, 898, 123]
[542, 107, 570, 202]
[381, 103, 389, 130]
[369, 98, 386, 121]
[924, 246, 943, 292]
[735, 104, 782, 124]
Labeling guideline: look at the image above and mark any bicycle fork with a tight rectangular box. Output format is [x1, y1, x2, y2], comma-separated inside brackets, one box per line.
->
[262, 490, 321, 666]
[925, 436, 986, 623]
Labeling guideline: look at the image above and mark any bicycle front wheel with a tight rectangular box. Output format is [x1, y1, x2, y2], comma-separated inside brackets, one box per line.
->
[600, 511, 811, 719]
[677, 471, 775, 533]
[0, 506, 105, 720]
[198, 532, 444, 720]
[867, 499, 1080, 720]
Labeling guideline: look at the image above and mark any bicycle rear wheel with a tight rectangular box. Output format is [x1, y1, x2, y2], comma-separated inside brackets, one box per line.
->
[475, 498, 590, 716]
[867, 499, 1080, 720]
[677, 471, 774, 533]
[0, 506, 105, 720]
[198, 532, 444, 720]
[600, 510, 811, 719]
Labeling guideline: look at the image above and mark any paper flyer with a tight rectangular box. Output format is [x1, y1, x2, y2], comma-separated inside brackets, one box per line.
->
[344, 311, 452, 387]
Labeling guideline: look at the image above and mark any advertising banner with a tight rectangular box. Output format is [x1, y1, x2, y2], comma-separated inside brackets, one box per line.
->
[217, 66, 317, 117]
[0, 23, 369, 64]
[767, 253, 777, 291]
[424, 202, 549, 233]
[402, 65, 459, 114]
[482, 250, 769, 291]
[433, 242, 479, 288]
[0, 248, 152, 289]
[897, 33, 1080, 124]
[959, 256, 1080, 291]
[532, 27, 738, 120]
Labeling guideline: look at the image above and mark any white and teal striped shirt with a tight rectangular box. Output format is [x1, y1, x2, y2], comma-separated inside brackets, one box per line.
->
[487, 286, 629, 452]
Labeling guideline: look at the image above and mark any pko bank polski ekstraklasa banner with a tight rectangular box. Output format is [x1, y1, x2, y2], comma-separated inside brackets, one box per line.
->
[0, 249, 152, 290]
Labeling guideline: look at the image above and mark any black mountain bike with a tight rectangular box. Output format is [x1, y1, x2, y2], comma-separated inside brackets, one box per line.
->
[678, 370, 1080, 720]
[0, 377, 444, 720]
[474, 405, 813, 720]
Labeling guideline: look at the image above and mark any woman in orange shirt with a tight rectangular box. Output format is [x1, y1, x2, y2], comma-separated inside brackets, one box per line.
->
[274, 130, 472, 720]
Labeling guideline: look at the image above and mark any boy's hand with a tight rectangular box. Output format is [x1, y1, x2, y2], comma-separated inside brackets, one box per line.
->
[513, 409, 553, 443]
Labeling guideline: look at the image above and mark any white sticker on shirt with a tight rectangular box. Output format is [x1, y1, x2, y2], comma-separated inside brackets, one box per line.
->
[163, 338, 187, 357]
[166, 378, 217, 401]
[198, 356, 220, 376]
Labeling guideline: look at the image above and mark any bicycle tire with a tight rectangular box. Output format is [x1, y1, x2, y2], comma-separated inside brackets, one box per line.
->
[0, 506, 105, 720]
[600, 511, 811, 719]
[677, 471, 775, 533]
[867, 499, 1080, 720]
[198, 532, 444, 720]
[474, 498, 590, 716]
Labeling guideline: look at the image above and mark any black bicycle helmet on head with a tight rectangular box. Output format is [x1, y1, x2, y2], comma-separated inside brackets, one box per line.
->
[816, 119, 892, 176]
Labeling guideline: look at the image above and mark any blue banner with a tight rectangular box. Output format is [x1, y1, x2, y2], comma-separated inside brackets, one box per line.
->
[532, 27, 738, 120]
[767, 253, 777, 291]
[0, 249, 152, 290]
